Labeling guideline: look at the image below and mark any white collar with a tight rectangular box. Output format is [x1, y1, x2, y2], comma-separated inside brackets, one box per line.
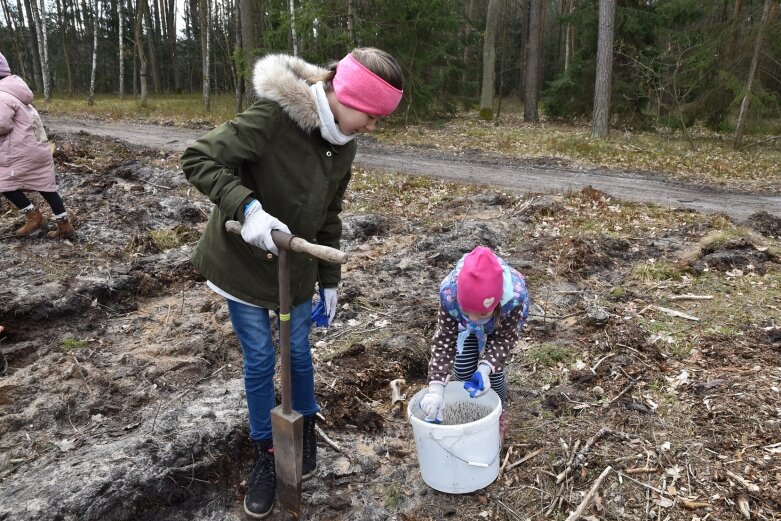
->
[310, 81, 357, 146]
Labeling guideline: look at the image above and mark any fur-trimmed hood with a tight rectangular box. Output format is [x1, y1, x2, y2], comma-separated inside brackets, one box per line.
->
[252, 54, 326, 133]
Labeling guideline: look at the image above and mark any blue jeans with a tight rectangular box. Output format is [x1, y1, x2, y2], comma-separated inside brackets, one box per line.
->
[227, 298, 320, 441]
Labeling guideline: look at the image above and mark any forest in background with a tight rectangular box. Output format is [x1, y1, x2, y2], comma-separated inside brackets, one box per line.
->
[0, 0, 779, 136]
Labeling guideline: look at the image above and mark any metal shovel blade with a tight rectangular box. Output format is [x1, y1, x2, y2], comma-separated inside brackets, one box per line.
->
[271, 406, 303, 516]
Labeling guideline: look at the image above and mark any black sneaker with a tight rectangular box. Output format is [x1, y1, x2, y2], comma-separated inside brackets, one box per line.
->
[244, 440, 275, 518]
[302, 414, 317, 479]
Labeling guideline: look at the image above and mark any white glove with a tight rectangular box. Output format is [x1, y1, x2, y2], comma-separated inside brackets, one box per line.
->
[323, 287, 338, 325]
[419, 383, 445, 421]
[464, 364, 492, 398]
[241, 200, 291, 255]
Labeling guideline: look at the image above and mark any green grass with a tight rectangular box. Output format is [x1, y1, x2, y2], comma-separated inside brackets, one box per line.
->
[62, 337, 89, 350]
[525, 342, 574, 367]
[632, 261, 686, 282]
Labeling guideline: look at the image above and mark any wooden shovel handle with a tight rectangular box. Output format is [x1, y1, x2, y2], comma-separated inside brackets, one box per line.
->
[225, 220, 348, 265]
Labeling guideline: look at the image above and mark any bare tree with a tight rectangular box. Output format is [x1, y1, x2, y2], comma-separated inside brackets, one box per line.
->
[54, 0, 74, 95]
[118, 0, 124, 97]
[460, 0, 478, 97]
[288, 0, 298, 56]
[479, 0, 501, 118]
[198, 0, 210, 110]
[734, 0, 772, 148]
[22, 0, 43, 91]
[591, 0, 615, 138]
[233, 0, 243, 112]
[564, 0, 575, 72]
[1, 0, 28, 79]
[87, 0, 99, 105]
[31, 0, 51, 100]
[239, 0, 260, 101]
[523, 0, 542, 122]
[142, 0, 160, 93]
[136, 0, 148, 106]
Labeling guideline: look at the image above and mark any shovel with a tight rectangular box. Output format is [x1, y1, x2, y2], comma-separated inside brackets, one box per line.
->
[225, 220, 347, 517]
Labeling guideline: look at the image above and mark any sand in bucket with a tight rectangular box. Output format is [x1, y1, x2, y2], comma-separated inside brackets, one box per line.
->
[407, 382, 502, 493]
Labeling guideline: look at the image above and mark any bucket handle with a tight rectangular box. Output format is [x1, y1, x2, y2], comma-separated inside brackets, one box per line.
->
[428, 432, 501, 468]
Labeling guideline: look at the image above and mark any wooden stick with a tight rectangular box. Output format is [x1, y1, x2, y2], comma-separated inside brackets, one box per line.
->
[565, 466, 612, 521]
[668, 294, 713, 301]
[624, 466, 658, 474]
[648, 305, 700, 321]
[556, 428, 639, 484]
[500, 445, 514, 475]
[315, 424, 343, 453]
[506, 447, 544, 472]
[725, 470, 761, 493]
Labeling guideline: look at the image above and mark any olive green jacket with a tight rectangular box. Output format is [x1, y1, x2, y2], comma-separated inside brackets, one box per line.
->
[181, 54, 356, 308]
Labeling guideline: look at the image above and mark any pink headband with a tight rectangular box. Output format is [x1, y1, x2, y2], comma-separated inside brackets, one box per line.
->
[332, 53, 402, 117]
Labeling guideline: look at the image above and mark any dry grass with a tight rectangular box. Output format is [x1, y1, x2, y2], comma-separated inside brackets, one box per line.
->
[40, 95, 781, 195]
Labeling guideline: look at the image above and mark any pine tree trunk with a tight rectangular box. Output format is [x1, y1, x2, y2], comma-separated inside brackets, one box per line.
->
[234, 0, 243, 113]
[288, 0, 298, 56]
[1, 0, 27, 79]
[23, 0, 43, 92]
[239, 0, 260, 102]
[199, 0, 210, 110]
[479, 0, 501, 116]
[564, 0, 574, 72]
[461, 0, 477, 98]
[136, 0, 148, 106]
[88, 0, 99, 105]
[33, 0, 51, 100]
[523, 0, 541, 122]
[734, 0, 772, 148]
[54, 0, 74, 95]
[591, 0, 616, 138]
[166, 0, 179, 92]
[118, 0, 124, 97]
[143, 0, 160, 93]
[346, 0, 354, 46]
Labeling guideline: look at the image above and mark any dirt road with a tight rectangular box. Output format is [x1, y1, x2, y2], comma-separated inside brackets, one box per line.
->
[45, 115, 781, 221]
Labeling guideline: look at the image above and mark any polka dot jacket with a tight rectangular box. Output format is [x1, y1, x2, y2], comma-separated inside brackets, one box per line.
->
[428, 254, 529, 385]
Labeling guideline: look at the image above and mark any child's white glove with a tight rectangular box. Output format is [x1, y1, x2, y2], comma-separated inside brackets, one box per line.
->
[464, 364, 492, 398]
[419, 383, 445, 422]
[241, 200, 290, 255]
[323, 287, 338, 324]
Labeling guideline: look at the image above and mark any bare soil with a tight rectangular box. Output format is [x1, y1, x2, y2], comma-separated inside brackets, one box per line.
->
[1, 126, 780, 521]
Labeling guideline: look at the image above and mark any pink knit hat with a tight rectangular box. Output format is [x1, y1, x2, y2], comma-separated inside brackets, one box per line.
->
[0, 52, 10, 77]
[332, 52, 402, 117]
[457, 246, 504, 314]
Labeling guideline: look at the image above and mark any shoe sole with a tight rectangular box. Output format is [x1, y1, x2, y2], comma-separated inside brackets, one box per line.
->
[243, 497, 273, 519]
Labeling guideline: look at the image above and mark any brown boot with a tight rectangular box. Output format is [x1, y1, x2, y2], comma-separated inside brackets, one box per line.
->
[16, 208, 47, 235]
[47, 216, 76, 239]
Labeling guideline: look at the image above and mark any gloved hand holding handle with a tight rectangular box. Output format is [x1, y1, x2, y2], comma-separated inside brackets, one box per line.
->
[463, 363, 492, 398]
[241, 199, 291, 255]
[419, 382, 445, 423]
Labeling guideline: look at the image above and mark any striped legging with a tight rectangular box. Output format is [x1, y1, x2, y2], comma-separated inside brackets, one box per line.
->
[453, 333, 507, 407]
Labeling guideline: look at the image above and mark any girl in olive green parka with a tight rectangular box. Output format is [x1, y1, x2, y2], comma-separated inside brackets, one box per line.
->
[181, 48, 402, 519]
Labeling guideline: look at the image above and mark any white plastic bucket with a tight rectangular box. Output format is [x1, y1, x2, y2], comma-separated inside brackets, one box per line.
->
[407, 381, 502, 494]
